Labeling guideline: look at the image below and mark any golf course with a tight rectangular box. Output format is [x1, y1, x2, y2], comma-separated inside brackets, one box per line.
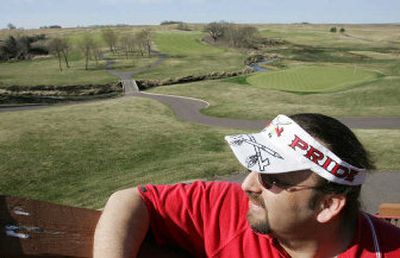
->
[0, 23, 399, 209]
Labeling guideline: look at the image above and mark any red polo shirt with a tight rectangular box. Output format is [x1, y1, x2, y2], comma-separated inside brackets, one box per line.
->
[139, 181, 400, 257]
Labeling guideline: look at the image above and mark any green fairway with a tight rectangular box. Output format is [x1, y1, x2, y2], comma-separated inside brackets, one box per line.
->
[134, 31, 246, 80]
[154, 31, 226, 56]
[246, 65, 380, 92]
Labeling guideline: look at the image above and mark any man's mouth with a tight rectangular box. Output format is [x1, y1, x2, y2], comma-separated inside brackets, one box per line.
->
[248, 198, 265, 212]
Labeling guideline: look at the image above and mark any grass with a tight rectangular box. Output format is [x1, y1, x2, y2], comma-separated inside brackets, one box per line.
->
[153, 31, 226, 56]
[0, 97, 242, 208]
[134, 31, 246, 80]
[246, 65, 380, 92]
[0, 24, 399, 208]
[0, 58, 118, 87]
[258, 24, 400, 49]
[148, 76, 400, 119]
[0, 97, 398, 210]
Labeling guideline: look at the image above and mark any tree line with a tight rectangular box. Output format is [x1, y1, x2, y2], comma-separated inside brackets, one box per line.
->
[0, 28, 153, 71]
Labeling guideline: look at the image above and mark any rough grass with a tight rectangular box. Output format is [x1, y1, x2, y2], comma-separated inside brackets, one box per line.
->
[0, 97, 242, 208]
[258, 24, 400, 49]
[0, 58, 117, 87]
[0, 97, 398, 209]
[246, 65, 380, 92]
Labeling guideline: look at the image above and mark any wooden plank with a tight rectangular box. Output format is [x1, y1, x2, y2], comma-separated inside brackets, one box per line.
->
[0, 195, 191, 258]
[378, 203, 400, 217]
[0, 195, 100, 257]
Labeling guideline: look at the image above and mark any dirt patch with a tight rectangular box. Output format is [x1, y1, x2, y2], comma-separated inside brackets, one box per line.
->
[0, 82, 123, 104]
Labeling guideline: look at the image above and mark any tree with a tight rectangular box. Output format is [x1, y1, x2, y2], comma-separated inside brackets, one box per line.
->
[136, 29, 152, 56]
[340, 27, 346, 33]
[0, 34, 48, 61]
[229, 25, 258, 48]
[48, 37, 70, 71]
[204, 22, 227, 41]
[176, 22, 191, 31]
[80, 33, 96, 70]
[101, 28, 119, 53]
[119, 33, 136, 59]
[330, 27, 337, 33]
[7, 23, 16, 30]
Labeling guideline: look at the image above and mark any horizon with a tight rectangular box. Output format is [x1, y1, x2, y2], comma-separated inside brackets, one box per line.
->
[1, 0, 399, 30]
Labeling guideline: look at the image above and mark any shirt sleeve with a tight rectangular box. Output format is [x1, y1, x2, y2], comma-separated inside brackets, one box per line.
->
[138, 181, 249, 256]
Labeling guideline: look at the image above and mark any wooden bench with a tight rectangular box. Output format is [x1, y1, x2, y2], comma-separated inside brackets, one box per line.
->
[1, 195, 399, 257]
[0, 195, 188, 258]
[376, 203, 400, 228]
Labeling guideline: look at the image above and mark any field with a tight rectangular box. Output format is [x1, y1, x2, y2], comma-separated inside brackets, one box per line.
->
[0, 23, 399, 208]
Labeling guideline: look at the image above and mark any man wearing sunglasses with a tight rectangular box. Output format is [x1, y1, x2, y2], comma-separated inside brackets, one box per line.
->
[94, 113, 400, 258]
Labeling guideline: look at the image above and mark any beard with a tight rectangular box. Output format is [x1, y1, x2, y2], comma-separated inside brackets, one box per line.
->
[246, 192, 272, 235]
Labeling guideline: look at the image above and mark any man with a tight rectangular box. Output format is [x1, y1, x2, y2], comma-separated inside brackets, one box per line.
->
[93, 113, 400, 258]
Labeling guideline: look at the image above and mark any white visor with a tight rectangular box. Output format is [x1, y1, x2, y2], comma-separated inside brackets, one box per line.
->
[225, 114, 366, 185]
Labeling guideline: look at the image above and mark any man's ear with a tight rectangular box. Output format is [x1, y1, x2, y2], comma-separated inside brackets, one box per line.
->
[316, 195, 346, 223]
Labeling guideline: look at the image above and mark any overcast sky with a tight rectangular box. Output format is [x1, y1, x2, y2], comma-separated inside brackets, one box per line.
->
[1, 0, 399, 29]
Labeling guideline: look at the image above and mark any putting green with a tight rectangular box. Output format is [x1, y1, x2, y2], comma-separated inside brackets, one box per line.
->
[247, 65, 379, 92]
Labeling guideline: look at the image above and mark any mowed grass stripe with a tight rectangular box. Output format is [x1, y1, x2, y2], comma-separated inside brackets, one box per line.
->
[247, 65, 380, 92]
[154, 31, 226, 56]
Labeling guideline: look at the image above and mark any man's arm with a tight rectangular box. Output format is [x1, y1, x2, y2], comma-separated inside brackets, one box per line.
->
[93, 187, 149, 258]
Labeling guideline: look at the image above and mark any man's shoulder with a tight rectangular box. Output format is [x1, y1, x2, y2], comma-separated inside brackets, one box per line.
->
[369, 214, 400, 254]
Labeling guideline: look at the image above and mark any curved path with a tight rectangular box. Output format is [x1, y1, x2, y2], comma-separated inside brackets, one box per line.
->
[1, 52, 399, 130]
[135, 92, 400, 130]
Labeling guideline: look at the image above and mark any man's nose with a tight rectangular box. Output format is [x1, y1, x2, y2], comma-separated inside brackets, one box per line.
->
[241, 171, 262, 194]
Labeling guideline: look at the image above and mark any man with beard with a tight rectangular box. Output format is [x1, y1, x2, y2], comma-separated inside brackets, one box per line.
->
[94, 113, 400, 258]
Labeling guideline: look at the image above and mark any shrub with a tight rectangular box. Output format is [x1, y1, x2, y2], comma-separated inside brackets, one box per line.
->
[330, 27, 337, 33]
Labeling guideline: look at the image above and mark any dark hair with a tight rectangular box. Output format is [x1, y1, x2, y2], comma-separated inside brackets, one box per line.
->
[289, 113, 375, 221]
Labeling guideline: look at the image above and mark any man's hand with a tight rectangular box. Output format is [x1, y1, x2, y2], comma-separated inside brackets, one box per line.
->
[93, 187, 149, 258]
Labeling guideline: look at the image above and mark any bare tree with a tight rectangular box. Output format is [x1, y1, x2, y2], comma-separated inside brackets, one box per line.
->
[48, 37, 70, 71]
[119, 33, 136, 59]
[204, 22, 227, 41]
[228, 25, 258, 48]
[7, 23, 16, 30]
[80, 33, 95, 70]
[101, 28, 119, 53]
[136, 29, 152, 56]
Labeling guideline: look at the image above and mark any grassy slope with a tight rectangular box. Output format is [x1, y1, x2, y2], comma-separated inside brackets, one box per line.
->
[0, 97, 398, 209]
[134, 31, 246, 80]
[0, 97, 242, 208]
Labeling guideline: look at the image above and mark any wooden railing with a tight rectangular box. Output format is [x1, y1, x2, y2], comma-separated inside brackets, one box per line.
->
[376, 203, 400, 228]
[1, 195, 399, 257]
[0, 195, 189, 258]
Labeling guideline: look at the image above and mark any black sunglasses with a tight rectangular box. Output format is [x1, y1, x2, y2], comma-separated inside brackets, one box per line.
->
[257, 173, 321, 192]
